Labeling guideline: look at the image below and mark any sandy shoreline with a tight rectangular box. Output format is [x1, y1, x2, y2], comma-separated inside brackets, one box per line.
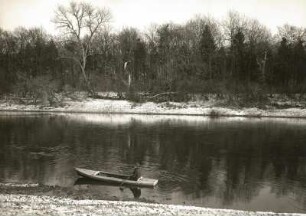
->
[0, 182, 305, 215]
[1, 193, 305, 216]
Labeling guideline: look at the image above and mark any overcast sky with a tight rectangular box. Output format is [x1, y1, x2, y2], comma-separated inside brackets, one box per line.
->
[0, 0, 305, 34]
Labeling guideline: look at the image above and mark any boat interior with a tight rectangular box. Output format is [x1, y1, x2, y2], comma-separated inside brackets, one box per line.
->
[96, 171, 131, 180]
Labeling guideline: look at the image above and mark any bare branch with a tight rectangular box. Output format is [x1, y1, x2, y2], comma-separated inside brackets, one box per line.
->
[53, 1, 111, 94]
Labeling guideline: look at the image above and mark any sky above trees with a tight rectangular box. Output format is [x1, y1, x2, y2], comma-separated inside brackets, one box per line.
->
[0, 0, 305, 34]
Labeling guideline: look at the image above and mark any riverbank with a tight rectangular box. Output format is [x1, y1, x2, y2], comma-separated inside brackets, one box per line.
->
[1, 193, 305, 216]
[1, 92, 306, 118]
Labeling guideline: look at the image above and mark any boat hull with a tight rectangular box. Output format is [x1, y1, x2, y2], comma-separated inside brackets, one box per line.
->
[75, 168, 158, 187]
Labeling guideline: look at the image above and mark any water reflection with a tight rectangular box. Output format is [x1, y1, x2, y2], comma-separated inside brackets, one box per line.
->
[74, 178, 142, 199]
[0, 113, 306, 213]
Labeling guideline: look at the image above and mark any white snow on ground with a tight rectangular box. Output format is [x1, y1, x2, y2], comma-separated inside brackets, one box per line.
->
[1, 97, 306, 118]
[0, 194, 305, 216]
[0, 183, 39, 188]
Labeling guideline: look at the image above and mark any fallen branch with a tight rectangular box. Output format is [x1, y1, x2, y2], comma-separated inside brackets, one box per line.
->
[147, 92, 178, 99]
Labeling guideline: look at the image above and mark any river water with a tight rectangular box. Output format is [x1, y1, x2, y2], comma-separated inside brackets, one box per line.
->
[0, 113, 306, 213]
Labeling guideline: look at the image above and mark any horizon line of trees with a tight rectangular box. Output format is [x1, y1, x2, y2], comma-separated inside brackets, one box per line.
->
[0, 2, 306, 102]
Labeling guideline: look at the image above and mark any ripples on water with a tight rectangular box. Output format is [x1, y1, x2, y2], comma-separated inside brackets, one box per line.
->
[0, 113, 306, 213]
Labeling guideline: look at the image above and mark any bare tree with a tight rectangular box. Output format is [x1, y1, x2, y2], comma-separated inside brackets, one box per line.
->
[53, 1, 111, 95]
[222, 11, 247, 45]
[277, 24, 306, 44]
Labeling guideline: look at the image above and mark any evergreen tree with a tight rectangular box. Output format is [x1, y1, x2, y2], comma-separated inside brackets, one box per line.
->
[199, 25, 216, 79]
[134, 38, 147, 81]
[293, 39, 306, 87]
[231, 29, 245, 81]
[275, 37, 291, 87]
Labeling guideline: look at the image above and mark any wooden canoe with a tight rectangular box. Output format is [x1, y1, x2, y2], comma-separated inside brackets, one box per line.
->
[74, 168, 158, 187]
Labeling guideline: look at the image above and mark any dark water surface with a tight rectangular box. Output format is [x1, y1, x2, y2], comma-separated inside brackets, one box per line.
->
[0, 113, 306, 213]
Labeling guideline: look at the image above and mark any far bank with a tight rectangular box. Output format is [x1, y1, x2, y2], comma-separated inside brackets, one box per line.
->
[1, 93, 306, 118]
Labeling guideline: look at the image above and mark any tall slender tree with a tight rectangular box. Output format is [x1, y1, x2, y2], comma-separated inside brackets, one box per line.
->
[231, 29, 246, 81]
[275, 37, 291, 87]
[199, 25, 216, 79]
[134, 38, 147, 81]
[293, 39, 306, 86]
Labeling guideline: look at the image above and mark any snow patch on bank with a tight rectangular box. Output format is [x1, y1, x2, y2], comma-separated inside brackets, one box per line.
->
[0, 183, 39, 188]
[1, 96, 306, 118]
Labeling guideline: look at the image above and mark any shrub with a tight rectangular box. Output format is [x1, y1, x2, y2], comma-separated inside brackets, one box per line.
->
[13, 75, 62, 106]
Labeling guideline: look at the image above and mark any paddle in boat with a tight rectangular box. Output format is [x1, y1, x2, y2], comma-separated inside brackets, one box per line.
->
[74, 167, 158, 187]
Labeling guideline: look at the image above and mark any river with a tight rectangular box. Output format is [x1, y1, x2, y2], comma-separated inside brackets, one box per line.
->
[0, 113, 305, 213]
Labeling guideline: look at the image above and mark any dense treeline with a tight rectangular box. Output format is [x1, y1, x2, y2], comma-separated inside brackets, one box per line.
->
[0, 3, 305, 101]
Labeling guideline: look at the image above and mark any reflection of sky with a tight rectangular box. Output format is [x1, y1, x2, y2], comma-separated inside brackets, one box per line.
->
[2, 112, 306, 127]
[60, 113, 306, 128]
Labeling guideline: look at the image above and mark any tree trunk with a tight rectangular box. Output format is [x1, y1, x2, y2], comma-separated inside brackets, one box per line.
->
[209, 56, 212, 80]
[80, 51, 96, 96]
[80, 66, 95, 96]
[262, 51, 267, 83]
